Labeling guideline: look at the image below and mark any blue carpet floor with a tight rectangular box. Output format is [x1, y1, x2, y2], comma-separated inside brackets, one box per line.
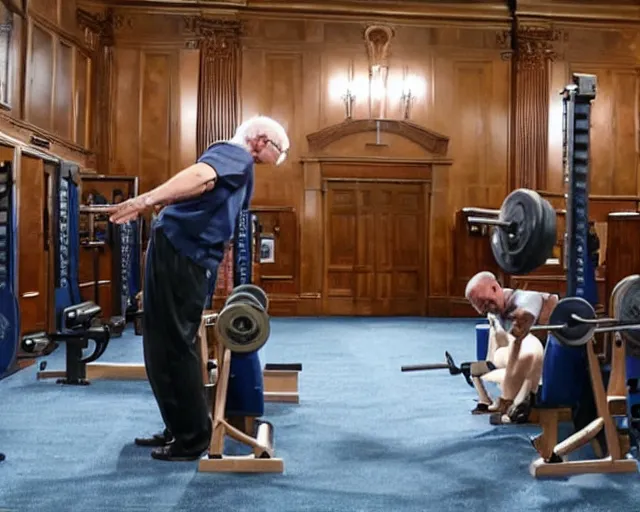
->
[1, 317, 640, 512]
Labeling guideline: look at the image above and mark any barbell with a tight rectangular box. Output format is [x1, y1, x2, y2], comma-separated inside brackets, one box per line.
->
[523, 277, 640, 348]
[464, 188, 557, 275]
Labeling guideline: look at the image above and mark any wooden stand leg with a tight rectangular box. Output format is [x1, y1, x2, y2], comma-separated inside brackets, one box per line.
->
[530, 409, 560, 460]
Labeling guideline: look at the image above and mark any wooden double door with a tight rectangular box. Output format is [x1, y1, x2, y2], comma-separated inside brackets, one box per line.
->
[324, 180, 428, 316]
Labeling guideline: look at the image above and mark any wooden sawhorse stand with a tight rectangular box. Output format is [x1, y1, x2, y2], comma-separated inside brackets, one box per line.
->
[196, 312, 284, 473]
[529, 277, 639, 478]
[529, 337, 637, 478]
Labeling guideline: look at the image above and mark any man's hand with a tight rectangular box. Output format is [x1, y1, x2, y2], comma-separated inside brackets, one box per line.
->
[107, 195, 151, 224]
[487, 313, 497, 330]
[510, 308, 535, 341]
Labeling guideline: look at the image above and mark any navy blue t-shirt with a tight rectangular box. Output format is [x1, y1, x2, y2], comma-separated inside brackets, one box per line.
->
[154, 142, 254, 274]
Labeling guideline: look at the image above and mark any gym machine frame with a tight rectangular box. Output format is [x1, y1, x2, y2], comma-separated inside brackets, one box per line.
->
[32, 202, 124, 385]
[527, 74, 637, 478]
[77, 174, 140, 321]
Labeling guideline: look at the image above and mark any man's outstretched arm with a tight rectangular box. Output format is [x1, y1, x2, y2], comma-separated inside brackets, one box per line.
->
[108, 162, 216, 224]
[142, 163, 217, 207]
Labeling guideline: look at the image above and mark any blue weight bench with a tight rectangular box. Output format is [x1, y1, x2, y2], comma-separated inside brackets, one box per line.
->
[22, 301, 111, 385]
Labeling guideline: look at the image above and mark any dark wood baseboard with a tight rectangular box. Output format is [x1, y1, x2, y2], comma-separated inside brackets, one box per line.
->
[264, 294, 478, 318]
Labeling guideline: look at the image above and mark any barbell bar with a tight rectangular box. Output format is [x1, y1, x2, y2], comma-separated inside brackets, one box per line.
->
[505, 296, 640, 348]
[80, 205, 116, 214]
[467, 217, 512, 229]
[462, 207, 500, 217]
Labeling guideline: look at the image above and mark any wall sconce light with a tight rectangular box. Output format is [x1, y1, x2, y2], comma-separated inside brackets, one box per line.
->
[329, 65, 366, 120]
[399, 68, 424, 120]
[401, 85, 414, 120]
[342, 85, 356, 120]
[329, 67, 425, 121]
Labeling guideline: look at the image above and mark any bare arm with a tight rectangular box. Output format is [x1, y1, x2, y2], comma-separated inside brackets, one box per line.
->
[508, 290, 543, 342]
[108, 163, 216, 224]
[142, 162, 216, 207]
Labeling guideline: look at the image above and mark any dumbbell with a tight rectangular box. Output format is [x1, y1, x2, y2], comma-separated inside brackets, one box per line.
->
[215, 284, 270, 354]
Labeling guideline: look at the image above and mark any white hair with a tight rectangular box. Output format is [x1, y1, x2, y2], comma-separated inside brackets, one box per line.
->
[464, 271, 498, 301]
[230, 115, 290, 152]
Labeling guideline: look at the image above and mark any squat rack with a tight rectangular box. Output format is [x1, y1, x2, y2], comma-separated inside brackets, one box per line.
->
[529, 73, 638, 478]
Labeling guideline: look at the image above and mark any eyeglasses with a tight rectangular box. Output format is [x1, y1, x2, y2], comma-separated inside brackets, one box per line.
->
[266, 138, 289, 166]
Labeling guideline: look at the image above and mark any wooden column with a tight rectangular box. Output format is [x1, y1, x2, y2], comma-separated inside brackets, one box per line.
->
[186, 18, 242, 153]
[504, 25, 561, 190]
[77, 9, 115, 172]
[299, 158, 323, 315]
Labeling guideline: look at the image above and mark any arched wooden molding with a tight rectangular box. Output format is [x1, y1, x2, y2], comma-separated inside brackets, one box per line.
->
[306, 119, 449, 156]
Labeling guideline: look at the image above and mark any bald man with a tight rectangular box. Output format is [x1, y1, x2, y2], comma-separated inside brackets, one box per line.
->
[465, 271, 558, 425]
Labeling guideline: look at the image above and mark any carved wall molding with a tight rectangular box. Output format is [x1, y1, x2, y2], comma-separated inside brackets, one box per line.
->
[497, 25, 564, 70]
[363, 24, 394, 70]
[183, 16, 242, 58]
[307, 119, 449, 156]
[112, 14, 134, 33]
[77, 8, 116, 49]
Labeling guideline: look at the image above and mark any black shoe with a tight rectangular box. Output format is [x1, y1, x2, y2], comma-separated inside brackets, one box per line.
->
[507, 399, 532, 424]
[471, 403, 491, 415]
[150, 443, 207, 462]
[135, 429, 173, 447]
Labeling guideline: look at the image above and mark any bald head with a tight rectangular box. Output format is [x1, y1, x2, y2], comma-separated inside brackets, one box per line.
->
[465, 271, 504, 315]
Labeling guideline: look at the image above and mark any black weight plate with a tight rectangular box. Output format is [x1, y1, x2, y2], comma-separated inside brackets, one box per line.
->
[0, 287, 19, 375]
[226, 291, 263, 310]
[538, 198, 558, 265]
[215, 302, 270, 354]
[518, 196, 557, 274]
[617, 278, 640, 353]
[490, 189, 545, 275]
[230, 284, 269, 311]
[549, 296, 596, 347]
[610, 275, 638, 315]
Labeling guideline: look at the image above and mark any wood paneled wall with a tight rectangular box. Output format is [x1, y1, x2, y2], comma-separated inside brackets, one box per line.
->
[0, 0, 103, 165]
[97, 0, 640, 315]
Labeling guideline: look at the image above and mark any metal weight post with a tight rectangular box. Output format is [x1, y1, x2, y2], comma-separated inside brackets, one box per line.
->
[562, 74, 597, 298]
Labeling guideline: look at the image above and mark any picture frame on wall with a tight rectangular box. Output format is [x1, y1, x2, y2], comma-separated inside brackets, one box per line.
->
[260, 234, 275, 264]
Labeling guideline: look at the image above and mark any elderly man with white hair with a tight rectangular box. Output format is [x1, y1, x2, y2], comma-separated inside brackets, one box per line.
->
[107, 115, 290, 461]
[465, 271, 557, 425]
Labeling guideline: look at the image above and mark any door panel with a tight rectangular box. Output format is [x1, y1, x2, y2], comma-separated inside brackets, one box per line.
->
[354, 185, 375, 315]
[324, 183, 358, 314]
